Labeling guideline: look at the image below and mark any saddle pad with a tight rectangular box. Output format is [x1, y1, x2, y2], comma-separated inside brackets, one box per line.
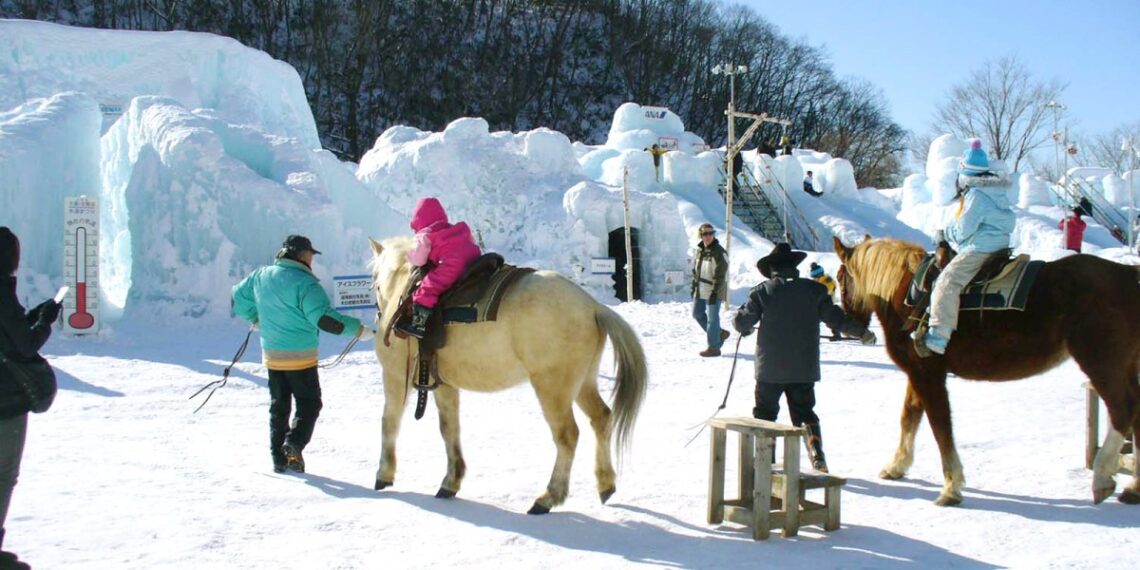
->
[959, 258, 1043, 311]
[906, 254, 1042, 312]
[439, 264, 534, 324]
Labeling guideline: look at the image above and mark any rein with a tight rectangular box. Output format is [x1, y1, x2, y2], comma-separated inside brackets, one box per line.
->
[684, 334, 746, 447]
[189, 325, 254, 413]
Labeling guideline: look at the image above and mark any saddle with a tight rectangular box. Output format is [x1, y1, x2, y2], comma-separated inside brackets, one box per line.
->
[904, 244, 1044, 334]
[384, 253, 534, 419]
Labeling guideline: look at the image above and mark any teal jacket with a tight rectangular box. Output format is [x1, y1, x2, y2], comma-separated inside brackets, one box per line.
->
[231, 258, 362, 370]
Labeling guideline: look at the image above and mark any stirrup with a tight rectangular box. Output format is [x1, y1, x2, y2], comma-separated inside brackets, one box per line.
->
[396, 321, 425, 339]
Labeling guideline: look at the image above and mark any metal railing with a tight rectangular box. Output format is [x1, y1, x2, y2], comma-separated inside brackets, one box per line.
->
[1052, 178, 1130, 244]
[749, 159, 821, 250]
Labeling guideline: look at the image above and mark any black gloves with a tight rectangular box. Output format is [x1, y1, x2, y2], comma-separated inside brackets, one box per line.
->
[37, 300, 62, 324]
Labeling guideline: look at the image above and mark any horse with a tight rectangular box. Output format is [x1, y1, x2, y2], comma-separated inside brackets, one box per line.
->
[367, 237, 648, 514]
[832, 236, 1140, 506]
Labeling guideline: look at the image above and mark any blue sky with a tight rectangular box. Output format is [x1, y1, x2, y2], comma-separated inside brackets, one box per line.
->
[734, 0, 1139, 138]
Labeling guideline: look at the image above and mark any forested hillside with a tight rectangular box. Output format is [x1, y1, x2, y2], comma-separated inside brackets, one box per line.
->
[1, 0, 906, 186]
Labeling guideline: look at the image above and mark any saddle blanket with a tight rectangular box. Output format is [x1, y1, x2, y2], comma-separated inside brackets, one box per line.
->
[907, 253, 1043, 312]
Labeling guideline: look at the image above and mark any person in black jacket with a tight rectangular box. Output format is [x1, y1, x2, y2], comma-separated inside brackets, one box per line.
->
[0, 227, 60, 570]
[732, 243, 874, 473]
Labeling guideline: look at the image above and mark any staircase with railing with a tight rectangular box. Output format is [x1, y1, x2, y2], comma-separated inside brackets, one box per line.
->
[717, 157, 821, 250]
[717, 168, 787, 245]
[1049, 178, 1130, 244]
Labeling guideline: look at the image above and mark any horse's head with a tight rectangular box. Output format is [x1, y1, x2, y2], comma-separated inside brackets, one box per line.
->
[833, 234, 925, 328]
[368, 236, 415, 322]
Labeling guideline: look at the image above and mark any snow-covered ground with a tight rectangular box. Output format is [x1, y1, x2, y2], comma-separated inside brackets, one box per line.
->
[3, 20, 1139, 569]
[12, 304, 1137, 569]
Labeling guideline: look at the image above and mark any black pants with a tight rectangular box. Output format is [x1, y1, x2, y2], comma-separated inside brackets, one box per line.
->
[0, 414, 27, 549]
[268, 367, 323, 457]
[753, 382, 819, 426]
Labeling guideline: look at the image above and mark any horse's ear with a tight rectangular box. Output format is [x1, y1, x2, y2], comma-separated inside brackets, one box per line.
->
[368, 237, 384, 256]
[862, 233, 872, 243]
[833, 236, 851, 260]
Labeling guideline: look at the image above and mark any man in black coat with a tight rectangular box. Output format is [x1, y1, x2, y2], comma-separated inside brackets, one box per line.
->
[0, 227, 60, 570]
[732, 243, 874, 472]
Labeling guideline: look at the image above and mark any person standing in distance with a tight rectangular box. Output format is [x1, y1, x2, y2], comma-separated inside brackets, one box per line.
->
[691, 223, 729, 357]
[232, 235, 374, 474]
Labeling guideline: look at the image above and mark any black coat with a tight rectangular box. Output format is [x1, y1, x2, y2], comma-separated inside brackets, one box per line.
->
[733, 268, 864, 384]
[0, 277, 54, 418]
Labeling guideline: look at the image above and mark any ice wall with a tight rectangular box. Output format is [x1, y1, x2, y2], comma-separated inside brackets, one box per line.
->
[0, 92, 102, 299]
[99, 96, 404, 318]
[0, 20, 319, 147]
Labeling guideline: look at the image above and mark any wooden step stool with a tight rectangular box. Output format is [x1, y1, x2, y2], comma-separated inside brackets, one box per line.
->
[707, 417, 845, 540]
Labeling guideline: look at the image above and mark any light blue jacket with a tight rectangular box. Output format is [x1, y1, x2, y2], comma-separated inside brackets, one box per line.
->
[945, 185, 1016, 253]
[231, 258, 362, 370]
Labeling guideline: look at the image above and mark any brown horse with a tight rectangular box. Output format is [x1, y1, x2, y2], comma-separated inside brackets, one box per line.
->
[367, 237, 648, 514]
[833, 236, 1140, 506]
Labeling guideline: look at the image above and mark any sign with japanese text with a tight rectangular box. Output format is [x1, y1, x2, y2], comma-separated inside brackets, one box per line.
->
[333, 275, 376, 310]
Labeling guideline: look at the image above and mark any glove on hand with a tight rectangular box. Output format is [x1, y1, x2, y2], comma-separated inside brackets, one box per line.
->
[356, 327, 376, 342]
[860, 330, 877, 346]
[38, 300, 62, 324]
[250, 321, 260, 331]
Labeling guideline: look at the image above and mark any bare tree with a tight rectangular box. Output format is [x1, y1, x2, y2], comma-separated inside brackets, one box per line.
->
[1073, 121, 1140, 172]
[932, 55, 1066, 172]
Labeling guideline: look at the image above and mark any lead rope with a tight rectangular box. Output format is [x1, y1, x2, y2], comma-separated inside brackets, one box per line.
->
[319, 334, 360, 369]
[189, 325, 254, 413]
[683, 334, 746, 448]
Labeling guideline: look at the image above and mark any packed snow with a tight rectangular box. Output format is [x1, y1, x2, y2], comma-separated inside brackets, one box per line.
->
[2, 20, 1139, 569]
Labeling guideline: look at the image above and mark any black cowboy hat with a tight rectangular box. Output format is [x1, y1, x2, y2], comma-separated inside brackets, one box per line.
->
[757, 243, 807, 278]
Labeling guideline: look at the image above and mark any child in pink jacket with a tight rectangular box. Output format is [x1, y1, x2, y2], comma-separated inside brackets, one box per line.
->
[397, 197, 482, 338]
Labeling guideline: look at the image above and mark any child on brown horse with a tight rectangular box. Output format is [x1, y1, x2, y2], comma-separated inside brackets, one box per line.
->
[925, 139, 1015, 355]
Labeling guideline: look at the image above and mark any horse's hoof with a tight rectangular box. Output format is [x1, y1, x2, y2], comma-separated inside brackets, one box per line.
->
[934, 494, 962, 507]
[879, 468, 904, 480]
[1093, 482, 1117, 504]
[527, 502, 551, 515]
[374, 479, 392, 491]
[436, 487, 457, 499]
[1117, 489, 1140, 505]
[599, 486, 616, 504]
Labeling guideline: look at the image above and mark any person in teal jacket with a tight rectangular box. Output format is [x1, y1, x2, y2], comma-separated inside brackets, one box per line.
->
[232, 235, 374, 474]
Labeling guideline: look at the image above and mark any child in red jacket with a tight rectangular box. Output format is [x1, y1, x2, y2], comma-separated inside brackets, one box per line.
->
[397, 197, 482, 338]
[1059, 207, 1086, 253]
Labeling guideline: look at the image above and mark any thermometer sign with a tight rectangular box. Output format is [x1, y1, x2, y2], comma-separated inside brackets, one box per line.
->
[63, 196, 100, 334]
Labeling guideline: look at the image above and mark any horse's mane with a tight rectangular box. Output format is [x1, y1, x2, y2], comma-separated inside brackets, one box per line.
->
[847, 238, 926, 313]
[368, 236, 415, 308]
[368, 236, 414, 273]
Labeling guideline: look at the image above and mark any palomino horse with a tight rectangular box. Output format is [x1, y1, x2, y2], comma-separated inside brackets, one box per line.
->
[833, 236, 1140, 506]
[367, 237, 648, 514]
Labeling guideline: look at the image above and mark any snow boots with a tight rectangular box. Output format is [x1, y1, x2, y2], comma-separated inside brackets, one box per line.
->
[272, 449, 287, 474]
[396, 303, 433, 339]
[805, 422, 828, 473]
[282, 442, 305, 474]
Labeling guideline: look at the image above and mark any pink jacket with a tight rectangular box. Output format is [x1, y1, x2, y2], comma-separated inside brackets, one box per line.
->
[407, 197, 482, 307]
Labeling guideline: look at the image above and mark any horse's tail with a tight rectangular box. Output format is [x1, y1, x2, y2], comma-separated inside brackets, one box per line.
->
[595, 305, 648, 461]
